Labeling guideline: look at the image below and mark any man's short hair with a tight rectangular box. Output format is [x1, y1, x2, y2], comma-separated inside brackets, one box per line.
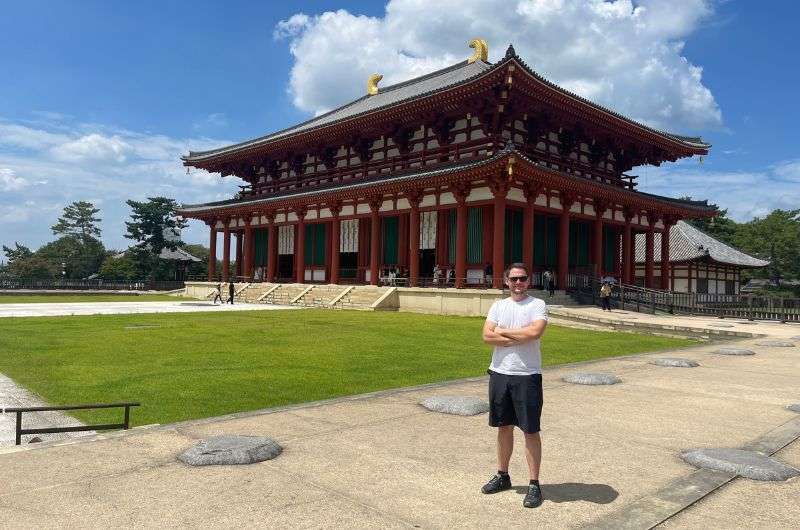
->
[504, 262, 530, 279]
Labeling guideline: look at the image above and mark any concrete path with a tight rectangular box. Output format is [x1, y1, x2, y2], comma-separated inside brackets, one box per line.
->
[1, 332, 798, 528]
[0, 374, 93, 446]
[0, 301, 296, 318]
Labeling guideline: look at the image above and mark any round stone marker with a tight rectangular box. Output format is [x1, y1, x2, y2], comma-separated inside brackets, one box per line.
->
[708, 323, 734, 328]
[651, 358, 699, 368]
[681, 448, 800, 481]
[562, 373, 621, 385]
[787, 404, 800, 413]
[420, 396, 489, 416]
[755, 340, 795, 347]
[713, 348, 755, 356]
[178, 435, 282, 466]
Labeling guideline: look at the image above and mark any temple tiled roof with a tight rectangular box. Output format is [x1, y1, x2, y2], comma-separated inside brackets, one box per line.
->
[184, 47, 709, 164]
[635, 221, 769, 267]
[184, 60, 494, 161]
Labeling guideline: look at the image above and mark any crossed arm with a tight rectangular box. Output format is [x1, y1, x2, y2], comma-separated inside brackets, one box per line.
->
[482, 318, 547, 347]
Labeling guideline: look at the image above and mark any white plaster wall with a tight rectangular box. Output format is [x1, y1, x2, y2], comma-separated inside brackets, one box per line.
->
[356, 203, 370, 215]
[507, 187, 525, 203]
[341, 205, 354, 216]
[535, 195, 547, 207]
[287, 212, 298, 222]
[584, 205, 595, 217]
[551, 197, 561, 210]
[420, 194, 436, 208]
[467, 186, 492, 202]
[439, 192, 455, 205]
[305, 210, 318, 221]
[380, 199, 393, 212]
[318, 208, 332, 219]
[673, 278, 689, 292]
[603, 210, 613, 220]
[570, 203, 582, 214]
[396, 198, 410, 210]
[276, 213, 286, 223]
[614, 210, 625, 222]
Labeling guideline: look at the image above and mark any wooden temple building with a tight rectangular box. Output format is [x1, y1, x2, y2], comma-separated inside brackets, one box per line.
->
[179, 40, 716, 291]
[634, 220, 769, 294]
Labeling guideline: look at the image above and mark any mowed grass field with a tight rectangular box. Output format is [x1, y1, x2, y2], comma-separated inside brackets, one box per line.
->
[0, 310, 695, 427]
[0, 294, 180, 303]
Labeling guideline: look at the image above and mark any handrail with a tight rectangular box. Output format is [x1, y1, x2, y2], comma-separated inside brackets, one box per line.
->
[5, 402, 140, 445]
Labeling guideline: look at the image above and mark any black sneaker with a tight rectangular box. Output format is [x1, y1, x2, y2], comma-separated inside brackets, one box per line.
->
[481, 473, 512, 494]
[523, 483, 543, 508]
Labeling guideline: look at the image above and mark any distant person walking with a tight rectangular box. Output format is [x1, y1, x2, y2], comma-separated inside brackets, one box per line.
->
[228, 281, 235, 304]
[484, 262, 493, 287]
[542, 269, 554, 297]
[212, 282, 222, 304]
[600, 281, 612, 311]
[481, 263, 548, 509]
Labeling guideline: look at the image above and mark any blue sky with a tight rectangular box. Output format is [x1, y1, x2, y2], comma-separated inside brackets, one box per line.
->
[1, 1, 798, 261]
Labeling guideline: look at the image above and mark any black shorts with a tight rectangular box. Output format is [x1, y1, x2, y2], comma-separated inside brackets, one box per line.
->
[487, 370, 543, 434]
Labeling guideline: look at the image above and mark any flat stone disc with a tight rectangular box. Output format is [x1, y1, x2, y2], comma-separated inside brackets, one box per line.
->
[681, 448, 800, 481]
[651, 358, 699, 368]
[755, 340, 796, 347]
[714, 348, 756, 356]
[178, 435, 282, 466]
[787, 403, 800, 413]
[563, 373, 621, 385]
[708, 323, 734, 328]
[420, 396, 489, 416]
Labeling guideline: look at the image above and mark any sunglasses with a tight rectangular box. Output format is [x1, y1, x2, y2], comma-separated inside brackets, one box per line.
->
[508, 276, 529, 283]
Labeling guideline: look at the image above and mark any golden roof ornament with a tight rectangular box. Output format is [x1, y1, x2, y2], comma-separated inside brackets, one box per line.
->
[467, 38, 488, 64]
[367, 73, 383, 96]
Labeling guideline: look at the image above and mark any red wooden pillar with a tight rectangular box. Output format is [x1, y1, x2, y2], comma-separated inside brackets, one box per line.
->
[645, 213, 657, 288]
[329, 202, 342, 284]
[243, 218, 254, 280]
[454, 184, 469, 288]
[622, 210, 633, 284]
[266, 213, 277, 282]
[295, 208, 307, 283]
[660, 218, 672, 290]
[222, 223, 231, 282]
[558, 192, 575, 290]
[522, 185, 538, 275]
[235, 230, 243, 278]
[593, 200, 607, 277]
[208, 223, 217, 282]
[369, 197, 381, 285]
[408, 191, 422, 287]
[491, 179, 508, 289]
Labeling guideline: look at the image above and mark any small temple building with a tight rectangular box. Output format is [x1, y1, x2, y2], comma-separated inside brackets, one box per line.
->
[634, 221, 769, 294]
[178, 40, 716, 291]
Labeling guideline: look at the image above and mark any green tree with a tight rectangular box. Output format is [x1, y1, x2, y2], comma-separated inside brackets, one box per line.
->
[36, 236, 106, 279]
[734, 209, 800, 283]
[51, 201, 102, 243]
[7, 255, 60, 280]
[181, 243, 212, 278]
[98, 253, 140, 280]
[124, 197, 187, 279]
[2, 242, 33, 265]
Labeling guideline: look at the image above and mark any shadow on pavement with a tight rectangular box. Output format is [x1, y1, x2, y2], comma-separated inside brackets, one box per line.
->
[512, 483, 619, 504]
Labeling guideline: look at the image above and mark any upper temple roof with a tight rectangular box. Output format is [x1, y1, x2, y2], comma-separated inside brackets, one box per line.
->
[183, 46, 709, 164]
[635, 221, 769, 268]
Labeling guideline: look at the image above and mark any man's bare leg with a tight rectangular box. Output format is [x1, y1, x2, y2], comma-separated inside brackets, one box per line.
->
[523, 432, 541, 480]
[497, 425, 514, 471]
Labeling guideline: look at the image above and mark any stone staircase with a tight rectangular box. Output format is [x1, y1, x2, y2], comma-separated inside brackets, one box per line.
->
[237, 283, 277, 303]
[331, 286, 392, 310]
[526, 289, 581, 307]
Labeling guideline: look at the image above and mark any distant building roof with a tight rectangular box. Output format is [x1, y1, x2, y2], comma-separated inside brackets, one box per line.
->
[114, 247, 201, 262]
[635, 221, 769, 268]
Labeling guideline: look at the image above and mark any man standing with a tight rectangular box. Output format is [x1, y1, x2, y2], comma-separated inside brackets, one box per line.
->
[228, 281, 235, 305]
[481, 263, 547, 508]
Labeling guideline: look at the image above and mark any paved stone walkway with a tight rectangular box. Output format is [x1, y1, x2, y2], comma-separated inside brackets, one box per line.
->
[1, 328, 798, 528]
[0, 374, 92, 447]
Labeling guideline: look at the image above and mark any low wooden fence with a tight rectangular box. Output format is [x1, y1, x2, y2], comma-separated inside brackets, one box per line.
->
[0, 279, 184, 291]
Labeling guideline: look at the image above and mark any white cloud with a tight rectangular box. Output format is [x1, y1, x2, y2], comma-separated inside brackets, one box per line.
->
[50, 133, 132, 163]
[275, 0, 721, 131]
[0, 118, 240, 255]
[639, 158, 800, 221]
[0, 168, 29, 191]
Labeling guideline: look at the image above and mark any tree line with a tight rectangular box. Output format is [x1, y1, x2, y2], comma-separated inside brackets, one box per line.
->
[686, 207, 800, 293]
[0, 198, 213, 281]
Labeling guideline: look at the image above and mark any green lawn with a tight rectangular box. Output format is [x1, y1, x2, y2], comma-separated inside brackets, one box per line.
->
[0, 294, 181, 303]
[0, 310, 695, 427]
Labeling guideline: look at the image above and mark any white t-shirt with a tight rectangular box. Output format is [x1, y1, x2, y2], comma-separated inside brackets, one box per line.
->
[486, 296, 548, 375]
